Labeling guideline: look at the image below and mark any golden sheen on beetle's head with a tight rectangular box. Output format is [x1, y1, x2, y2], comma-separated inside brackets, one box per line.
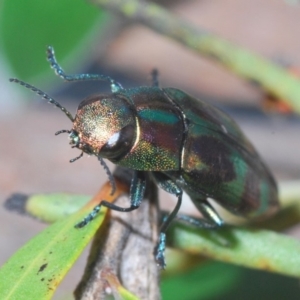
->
[70, 94, 137, 160]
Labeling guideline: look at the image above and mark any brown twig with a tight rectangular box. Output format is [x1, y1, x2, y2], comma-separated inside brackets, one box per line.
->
[74, 170, 161, 300]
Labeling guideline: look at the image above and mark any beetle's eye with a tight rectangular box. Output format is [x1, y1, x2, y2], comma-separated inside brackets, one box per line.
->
[69, 131, 80, 146]
[107, 131, 121, 148]
[100, 124, 135, 160]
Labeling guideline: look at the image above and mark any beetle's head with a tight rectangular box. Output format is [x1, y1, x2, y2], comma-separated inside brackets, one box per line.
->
[68, 94, 137, 162]
[10, 78, 137, 164]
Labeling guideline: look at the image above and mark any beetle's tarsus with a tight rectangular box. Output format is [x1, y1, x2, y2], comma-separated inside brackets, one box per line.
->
[155, 232, 167, 269]
[75, 205, 101, 228]
[75, 191, 144, 229]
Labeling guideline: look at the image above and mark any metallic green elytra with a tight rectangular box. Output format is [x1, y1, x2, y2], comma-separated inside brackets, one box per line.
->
[10, 46, 279, 269]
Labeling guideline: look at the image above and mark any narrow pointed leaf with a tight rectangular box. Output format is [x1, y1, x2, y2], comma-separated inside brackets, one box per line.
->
[170, 224, 300, 278]
[0, 181, 128, 299]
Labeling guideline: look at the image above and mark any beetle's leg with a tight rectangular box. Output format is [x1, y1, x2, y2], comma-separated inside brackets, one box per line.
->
[75, 171, 146, 228]
[176, 199, 224, 228]
[151, 69, 159, 87]
[151, 172, 183, 268]
[46, 46, 123, 92]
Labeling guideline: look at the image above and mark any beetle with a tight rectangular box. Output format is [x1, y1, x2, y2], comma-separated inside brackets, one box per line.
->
[10, 46, 279, 268]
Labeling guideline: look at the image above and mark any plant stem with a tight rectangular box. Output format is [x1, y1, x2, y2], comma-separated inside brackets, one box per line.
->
[91, 0, 300, 113]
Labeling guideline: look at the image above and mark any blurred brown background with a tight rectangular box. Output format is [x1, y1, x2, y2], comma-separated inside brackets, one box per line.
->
[1, 0, 300, 298]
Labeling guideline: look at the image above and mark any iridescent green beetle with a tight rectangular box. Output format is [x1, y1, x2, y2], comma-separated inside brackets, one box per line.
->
[10, 46, 279, 268]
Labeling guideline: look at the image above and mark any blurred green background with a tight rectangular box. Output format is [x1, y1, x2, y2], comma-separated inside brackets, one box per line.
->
[0, 0, 104, 81]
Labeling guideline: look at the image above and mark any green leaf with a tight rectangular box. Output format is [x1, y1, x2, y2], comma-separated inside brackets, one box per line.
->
[0, 0, 108, 81]
[0, 180, 129, 299]
[26, 193, 91, 223]
[0, 203, 108, 299]
[161, 261, 241, 300]
[101, 269, 140, 300]
[0, 202, 106, 300]
[170, 223, 300, 278]
[162, 260, 300, 300]
[117, 287, 140, 300]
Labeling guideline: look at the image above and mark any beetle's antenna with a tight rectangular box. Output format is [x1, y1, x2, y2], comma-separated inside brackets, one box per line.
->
[98, 157, 116, 196]
[55, 130, 71, 136]
[151, 69, 159, 87]
[46, 46, 123, 93]
[70, 151, 83, 163]
[9, 78, 74, 122]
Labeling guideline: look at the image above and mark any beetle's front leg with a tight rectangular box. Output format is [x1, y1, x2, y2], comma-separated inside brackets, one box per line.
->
[75, 171, 146, 228]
